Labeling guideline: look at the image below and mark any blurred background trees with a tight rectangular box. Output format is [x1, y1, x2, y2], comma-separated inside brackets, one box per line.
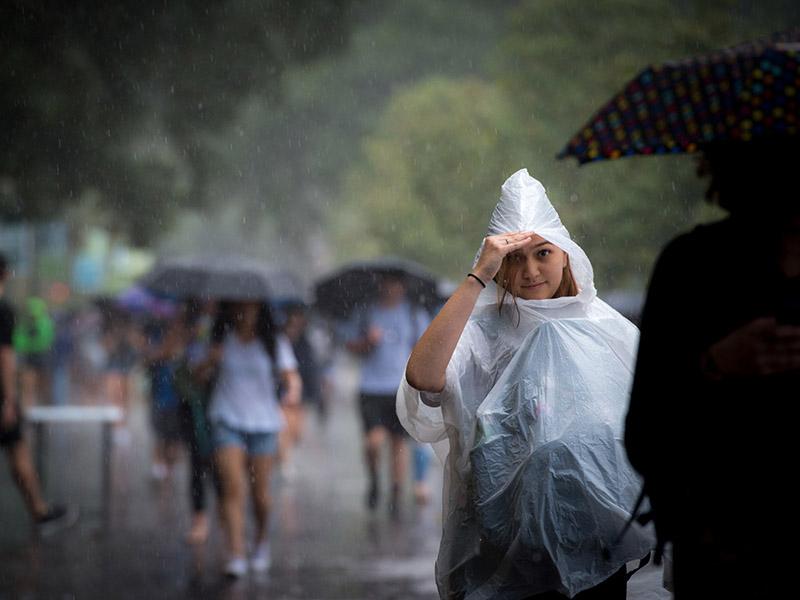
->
[2, 0, 798, 294]
[1, 0, 353, 240]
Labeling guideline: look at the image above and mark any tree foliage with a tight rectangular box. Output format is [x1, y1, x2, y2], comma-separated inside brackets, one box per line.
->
[338, 77, 522, 276]
[341, 0, 799, 288]
[0, 0, 352, 241]
[194, 0, 511, 257]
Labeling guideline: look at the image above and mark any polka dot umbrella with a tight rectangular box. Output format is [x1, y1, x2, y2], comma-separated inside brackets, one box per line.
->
[558, 30, 799, 164]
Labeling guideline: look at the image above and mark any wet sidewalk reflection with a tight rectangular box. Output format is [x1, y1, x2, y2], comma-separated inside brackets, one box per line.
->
[1, 382, 668, 599]
[1, 382, 441, 599]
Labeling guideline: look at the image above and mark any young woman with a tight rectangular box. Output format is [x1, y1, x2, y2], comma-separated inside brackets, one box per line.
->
[204, 300, 301, 577]
[400, 169, 653, 599]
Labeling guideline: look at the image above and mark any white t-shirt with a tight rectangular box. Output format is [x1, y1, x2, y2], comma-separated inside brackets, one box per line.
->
[209, 333, 297, 432]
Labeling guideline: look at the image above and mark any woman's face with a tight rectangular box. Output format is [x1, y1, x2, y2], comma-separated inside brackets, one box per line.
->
[234, 301, 260, 332]
[504, 234, 568, 300]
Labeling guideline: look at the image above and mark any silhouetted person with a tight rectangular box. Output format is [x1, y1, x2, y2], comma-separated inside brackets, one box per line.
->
[175, 298, 218, 545]
[1, 254, 76, 534]
[625, 136, 800, 598]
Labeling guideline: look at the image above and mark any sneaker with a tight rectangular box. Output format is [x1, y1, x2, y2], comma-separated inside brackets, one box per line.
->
[224, 556, 248, 578]
[36, 504, 79, 537]
[250, 541, 271, 572]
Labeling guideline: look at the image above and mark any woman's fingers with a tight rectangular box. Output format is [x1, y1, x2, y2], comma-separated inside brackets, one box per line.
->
[485, 231, 534, 250]
[473, 231, 535, 281]
[503, 235, 534, 250]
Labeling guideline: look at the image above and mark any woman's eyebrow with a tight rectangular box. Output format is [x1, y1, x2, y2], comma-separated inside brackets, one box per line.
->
[532, 240, 552, 248]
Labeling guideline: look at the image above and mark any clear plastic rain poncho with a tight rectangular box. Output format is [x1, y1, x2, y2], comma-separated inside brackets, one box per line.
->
[397, 169, 654, 599]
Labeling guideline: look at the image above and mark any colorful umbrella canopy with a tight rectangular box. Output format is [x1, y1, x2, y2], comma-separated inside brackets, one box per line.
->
[115, 285, 176, 318]
[559, 30, 799, 164]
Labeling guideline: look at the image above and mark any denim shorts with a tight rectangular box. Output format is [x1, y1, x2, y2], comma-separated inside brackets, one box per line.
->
[211, 421, 280, 456]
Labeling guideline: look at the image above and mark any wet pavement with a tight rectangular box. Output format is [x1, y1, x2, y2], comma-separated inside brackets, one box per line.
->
[1, 357, 670, 599]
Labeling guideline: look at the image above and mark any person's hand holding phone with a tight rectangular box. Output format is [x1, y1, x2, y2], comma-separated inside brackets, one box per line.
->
[706, 317, 800, 378]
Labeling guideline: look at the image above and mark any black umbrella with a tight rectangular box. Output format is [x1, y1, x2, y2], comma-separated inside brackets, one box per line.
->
[314, 257, 441, 320]
[559, 30, 799, 164]
[140, 254, 273, 300]
[263, 269, 309, 304]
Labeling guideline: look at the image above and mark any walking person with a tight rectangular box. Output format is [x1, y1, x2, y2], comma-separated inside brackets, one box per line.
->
[13, 297, 54, 409]
[277, 302, 320, 478]
[175, 300, 217, 544]
[399, 169, 652, 599]
[145, 315, 185, 480]
[102, 312, 139, 445]
[202, 300, 301, 577]
[346, 272, 430, 515]
[411, 442, 433, 505]
[0, 254, 76, 535]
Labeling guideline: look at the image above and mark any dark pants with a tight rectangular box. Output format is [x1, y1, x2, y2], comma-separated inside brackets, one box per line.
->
[188, 443, 216, 512]
[0, 399, 23, 449]
[525, 567, 627, 600]
[358, 392, 407, 436]
[179, 402, 218, 512]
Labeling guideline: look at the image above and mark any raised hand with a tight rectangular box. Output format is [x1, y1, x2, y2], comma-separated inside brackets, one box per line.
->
[473, 232, 535, 283]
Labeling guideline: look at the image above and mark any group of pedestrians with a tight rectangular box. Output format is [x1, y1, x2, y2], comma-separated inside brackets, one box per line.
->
[165, 293, 435, 577]
[132, 297, 324, 577]
[7, 145, 790, 599]
[1, 252, 440, 579]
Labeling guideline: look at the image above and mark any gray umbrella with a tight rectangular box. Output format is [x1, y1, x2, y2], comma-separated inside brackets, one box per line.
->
[140, 254, 273, 300]
[263, 269, 309, 304]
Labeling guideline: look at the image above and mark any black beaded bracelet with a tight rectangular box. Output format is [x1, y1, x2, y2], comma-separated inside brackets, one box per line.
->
[467, 273, 486, 288]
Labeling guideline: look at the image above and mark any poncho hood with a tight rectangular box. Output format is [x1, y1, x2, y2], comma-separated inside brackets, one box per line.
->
[475, 168, 597, 312]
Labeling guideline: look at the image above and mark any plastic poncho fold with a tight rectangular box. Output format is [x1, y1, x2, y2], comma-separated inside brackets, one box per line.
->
[397, 169, 653, 599]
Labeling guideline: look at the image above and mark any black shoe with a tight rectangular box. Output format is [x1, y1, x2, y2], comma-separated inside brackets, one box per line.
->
[366, 480, 379, 510]
[36, 504, 79, 537]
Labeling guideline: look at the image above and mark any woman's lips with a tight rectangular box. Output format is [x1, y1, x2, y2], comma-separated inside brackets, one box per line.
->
[521, 281, 546, 289]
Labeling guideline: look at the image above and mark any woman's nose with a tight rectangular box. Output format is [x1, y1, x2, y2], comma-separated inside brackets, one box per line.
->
[521, 257, 539, 279]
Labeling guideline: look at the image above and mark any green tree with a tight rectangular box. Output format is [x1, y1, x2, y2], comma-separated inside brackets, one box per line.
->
[337, 0, 799, 289]
[199, 0, 512, 257]
[493, 0, 799, 288]
[337, 77, 524, 278]
[0, 0, 353, 242]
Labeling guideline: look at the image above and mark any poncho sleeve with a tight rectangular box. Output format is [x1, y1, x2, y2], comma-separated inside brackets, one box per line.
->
[396, 321, 491, 457]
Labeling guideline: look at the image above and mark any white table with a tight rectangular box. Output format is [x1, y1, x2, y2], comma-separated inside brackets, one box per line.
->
[25, 405, 123, 521]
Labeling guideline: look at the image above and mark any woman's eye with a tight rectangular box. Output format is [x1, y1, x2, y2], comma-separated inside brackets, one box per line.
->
[537, 249, 551, 258]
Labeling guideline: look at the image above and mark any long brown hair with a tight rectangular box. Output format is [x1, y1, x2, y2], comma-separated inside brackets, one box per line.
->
[495, 253, 579, 323]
